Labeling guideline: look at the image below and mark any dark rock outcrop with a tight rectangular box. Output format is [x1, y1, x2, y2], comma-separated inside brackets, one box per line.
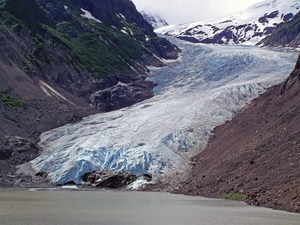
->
[90, 80, 156, 112]
[0, 136, 39, 165]
[83, 170, 137, 188]
[281, 52, 300, 93]
[0, 136, 53, 188]
[283, 12, 294, 22]
[258, 10, 279, 24]
[80, 0, 153, 31]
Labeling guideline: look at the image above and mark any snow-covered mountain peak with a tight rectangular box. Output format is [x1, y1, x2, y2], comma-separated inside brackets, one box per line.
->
[141, 10, 169, 29]
[156, 0, 300, 45]
[252, 0, 297, 9]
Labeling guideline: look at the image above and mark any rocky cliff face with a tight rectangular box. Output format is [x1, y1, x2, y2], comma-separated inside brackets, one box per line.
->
[281, 50, 300, 92]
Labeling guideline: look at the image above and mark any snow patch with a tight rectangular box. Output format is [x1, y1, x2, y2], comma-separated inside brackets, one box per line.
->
[118, 13, 126, 20]
[62, 185, 79, 190]
[81, 8, 102, 23]
[156, 0, 300, 46]
[141, 10, 169, 29]
[127, 177, 150, 190]
[121, 27, 133, 36]
[39, 80, 77, 106]
[121, 29, 128, 35]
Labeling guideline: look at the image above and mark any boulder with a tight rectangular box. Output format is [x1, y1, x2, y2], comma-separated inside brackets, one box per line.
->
[83, 170, 137, 188]
[90, 80, 156, 112]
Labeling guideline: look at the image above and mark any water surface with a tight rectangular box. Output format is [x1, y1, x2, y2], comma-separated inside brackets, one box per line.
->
[1, 190, 300, 225]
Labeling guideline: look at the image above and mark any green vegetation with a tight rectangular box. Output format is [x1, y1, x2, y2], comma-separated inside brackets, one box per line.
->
[41, 13, 147, 77]
[22, 60, 32, 72]
[42, 24, 128, 77]
[0, 0, 54, 30]
[223, 193, 247, 201]
[0, 0, 166, 78]
[31, 36, 51, 63]
[0, 88, 26, 109]
[0, 11, 22, 34]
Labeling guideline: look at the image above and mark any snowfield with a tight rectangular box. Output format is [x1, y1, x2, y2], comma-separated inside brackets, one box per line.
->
[156, 0, 300, 45]
[22, 37, 298, 186]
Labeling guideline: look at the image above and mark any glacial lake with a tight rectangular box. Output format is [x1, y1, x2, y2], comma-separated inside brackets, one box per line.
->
[0, 190, 300, 225]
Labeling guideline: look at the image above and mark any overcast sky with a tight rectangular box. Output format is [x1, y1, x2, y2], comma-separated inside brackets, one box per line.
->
[132, 0, 265, 24]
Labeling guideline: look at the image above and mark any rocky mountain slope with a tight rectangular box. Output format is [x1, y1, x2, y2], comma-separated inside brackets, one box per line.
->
[0, 0, 179, 112]
[177, 52, 300, 213]
[156, 0, 300, 45]
[0, 0, 179, 137]
[258, 11, 300, 48]
[0, 0, 179, 185]
[176, 16, 300, 213]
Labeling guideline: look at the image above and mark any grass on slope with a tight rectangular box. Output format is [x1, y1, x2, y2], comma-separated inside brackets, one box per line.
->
[0, 0, 156, 78]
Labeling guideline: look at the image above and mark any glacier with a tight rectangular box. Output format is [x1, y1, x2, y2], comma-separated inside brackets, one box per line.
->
[21, 37, 298, 186]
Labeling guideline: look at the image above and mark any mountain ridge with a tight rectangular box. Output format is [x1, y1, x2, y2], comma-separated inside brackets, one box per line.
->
[156, 0, 300, 46]
[258, 11, 300, 48]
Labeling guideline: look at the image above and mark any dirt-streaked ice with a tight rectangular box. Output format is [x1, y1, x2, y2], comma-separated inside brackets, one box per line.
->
[25, 38, 297, 185]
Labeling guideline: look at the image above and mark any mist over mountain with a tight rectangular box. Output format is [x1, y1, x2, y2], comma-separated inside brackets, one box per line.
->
[140, 10, 168, 29]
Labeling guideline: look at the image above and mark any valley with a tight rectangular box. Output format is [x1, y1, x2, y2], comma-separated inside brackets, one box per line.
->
[18, 38, 297, 189]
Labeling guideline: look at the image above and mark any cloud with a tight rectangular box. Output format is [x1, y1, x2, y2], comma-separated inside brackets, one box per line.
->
[132, 0, 264, 24]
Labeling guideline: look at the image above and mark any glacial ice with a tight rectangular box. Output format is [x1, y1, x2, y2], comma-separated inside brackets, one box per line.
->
[26, 38, 297, 185]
